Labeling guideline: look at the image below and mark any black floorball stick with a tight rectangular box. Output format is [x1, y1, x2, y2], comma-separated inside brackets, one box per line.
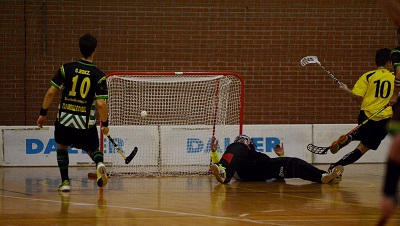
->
[105, 133, 138, 164]
[88, 133, 138, 179]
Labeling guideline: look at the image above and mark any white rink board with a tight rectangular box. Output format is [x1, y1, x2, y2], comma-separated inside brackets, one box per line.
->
[243, 124, 313, 162]
[2, 127, 92, 166]
[0, 125, 392, 166]
[103, 126, 160, 166]
[312, 124, 392, 164]
[160, 125, 232, 166]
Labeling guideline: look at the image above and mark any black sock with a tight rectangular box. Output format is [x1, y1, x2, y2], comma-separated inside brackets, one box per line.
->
[90, 149, 104, 166]
[57, 149, 69, 181]
[333, 149, 363, 167]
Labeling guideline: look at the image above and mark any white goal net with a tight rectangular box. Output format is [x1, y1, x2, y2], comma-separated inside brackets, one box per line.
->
[102, 72, 243, 177]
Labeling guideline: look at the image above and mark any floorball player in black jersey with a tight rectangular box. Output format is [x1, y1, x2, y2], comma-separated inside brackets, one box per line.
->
[378, 44, 400, 223]
[37, 34, 109, 192]
[210, 135, 344, 184]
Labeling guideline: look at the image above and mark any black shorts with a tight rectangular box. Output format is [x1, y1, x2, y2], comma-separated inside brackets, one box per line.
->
[54, 120, 99, 152]
[355, 110, 390, 150]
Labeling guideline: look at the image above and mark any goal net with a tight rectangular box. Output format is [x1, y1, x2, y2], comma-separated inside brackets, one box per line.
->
[102, 72, 244, 177]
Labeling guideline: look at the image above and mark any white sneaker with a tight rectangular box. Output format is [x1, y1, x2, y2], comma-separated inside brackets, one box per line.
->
[58, 180, 71, 192]
[210, 164, 227, 184]
[96, 162, 108, 187]
[321, 165, 344, 184]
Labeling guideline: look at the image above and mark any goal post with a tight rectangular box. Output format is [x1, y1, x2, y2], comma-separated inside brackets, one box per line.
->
[101, 72, 244, 177]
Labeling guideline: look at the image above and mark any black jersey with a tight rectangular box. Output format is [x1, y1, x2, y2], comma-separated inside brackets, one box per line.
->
[391, 47, 400, 74]
[50, 59, 108, 129]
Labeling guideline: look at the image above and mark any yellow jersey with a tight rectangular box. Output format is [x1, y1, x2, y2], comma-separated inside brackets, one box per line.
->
[352, 68, 394, 120]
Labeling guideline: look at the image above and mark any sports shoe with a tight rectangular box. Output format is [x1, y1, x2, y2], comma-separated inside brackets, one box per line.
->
[328, 164, 343, 184]
[330, 135, 351, 154]
[210, 163, 227, 184]
[58, 180, 71, 192]
[321, 165, 344, 184]
[330, 175, 343, 184]
[96, 162, 108, 188]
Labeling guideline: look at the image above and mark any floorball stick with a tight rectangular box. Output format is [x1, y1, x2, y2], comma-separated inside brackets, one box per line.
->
[301, 55, 361, 104]
[307, 104, 390, 154]
[301, 56, 344, 86]
[87, 134, 138, 179]
[105, 133, 138, 164]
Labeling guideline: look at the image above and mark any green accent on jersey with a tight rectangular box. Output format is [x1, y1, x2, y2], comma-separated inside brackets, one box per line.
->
[50, 80, 61, 90]
[78, 61, 94, 67]
[391, 49, 400, 67]
[390, 49, 400, 55]
[387, 120, 400, 134]
[89, 104, 96, 120]
[60, 66, 66, 78]
[59, 112, 90, 129]
[95, 94, 108, 100]
[391, 49, 400, 55]
[352, 68, 394, 120]
[98, 76, 106, 84]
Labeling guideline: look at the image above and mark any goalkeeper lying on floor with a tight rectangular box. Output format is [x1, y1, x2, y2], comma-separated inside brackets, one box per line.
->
[210, 135, 343, 184]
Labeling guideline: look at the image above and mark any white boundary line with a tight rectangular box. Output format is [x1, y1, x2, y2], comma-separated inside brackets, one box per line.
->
[0, 194, 265, 224]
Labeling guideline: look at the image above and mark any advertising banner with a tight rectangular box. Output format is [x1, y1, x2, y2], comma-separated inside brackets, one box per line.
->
[0, 124, 392, 166]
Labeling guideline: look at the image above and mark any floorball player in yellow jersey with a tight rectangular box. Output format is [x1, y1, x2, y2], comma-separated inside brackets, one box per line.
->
[326, 48, 394, 174]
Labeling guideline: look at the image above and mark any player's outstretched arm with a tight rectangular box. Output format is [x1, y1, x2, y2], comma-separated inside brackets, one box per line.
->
[37, 86, 58, 128]
[273, 143, 285, 157]
[210, 136, 220, 163]
[96, 99, 109, 134]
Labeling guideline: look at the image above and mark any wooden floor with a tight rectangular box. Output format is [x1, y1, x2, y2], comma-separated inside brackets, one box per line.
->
[0, 164, 399, 226]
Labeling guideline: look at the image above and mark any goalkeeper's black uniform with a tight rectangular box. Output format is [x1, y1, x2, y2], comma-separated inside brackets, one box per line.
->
[217, 142, 327, 183]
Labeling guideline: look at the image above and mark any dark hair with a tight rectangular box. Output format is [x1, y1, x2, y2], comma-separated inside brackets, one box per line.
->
[79, 34, 97, 58]
[397, 27, 400, 34]
[375, 48, 392, 67]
